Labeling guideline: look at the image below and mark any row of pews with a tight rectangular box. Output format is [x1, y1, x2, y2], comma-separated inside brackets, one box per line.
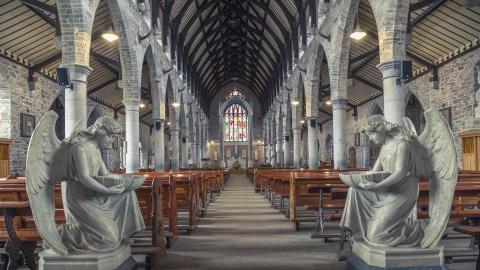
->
[0, 168, 230, 270]
[247, 167, 480, 268]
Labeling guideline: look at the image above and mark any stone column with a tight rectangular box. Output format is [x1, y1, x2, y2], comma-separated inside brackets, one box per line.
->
[307, 118, 319, 169]
[247, 115, 253, 167]
[360, 133, 370, 168]
[195, 124, 201, 166]
[124, 100, 140, 173]
[153, 119, 165, 171]
[292, 127, 301, 168]
[377, 60, 408, 126]
[219, 115, 225, 168]
[170, 127, 180, 170]
[181, 136, 188, 168]
[332, 99, 347, 169]
[64, 64, 92, 135]
[283, 134, 291, 167]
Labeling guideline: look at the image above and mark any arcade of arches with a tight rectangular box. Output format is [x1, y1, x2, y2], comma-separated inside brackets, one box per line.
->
[0, 0, 479, 269]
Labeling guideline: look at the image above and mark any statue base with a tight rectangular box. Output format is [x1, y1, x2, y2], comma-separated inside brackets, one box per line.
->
[347, 241, 447, 270]
[39, 244, 136, 270]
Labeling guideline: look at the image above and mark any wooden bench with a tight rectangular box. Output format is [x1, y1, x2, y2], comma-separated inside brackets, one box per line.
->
[453, 226, 480, 270]
[0, 175, 167, 269]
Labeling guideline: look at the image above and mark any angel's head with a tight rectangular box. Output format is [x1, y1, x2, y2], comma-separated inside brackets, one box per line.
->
[67, 116, 121, 148]
[91, 117, 121, 149]
[361, 115, 404, 144]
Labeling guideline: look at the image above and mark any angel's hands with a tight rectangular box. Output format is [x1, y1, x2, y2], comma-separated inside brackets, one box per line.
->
[359, 182, 380, 191]
[103, 184, 126, 194]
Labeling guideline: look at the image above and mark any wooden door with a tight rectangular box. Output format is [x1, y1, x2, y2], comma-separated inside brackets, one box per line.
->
[0, 139, 11, 177]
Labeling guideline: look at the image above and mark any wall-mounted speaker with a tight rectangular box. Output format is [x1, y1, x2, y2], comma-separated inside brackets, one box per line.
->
[182, 137, 187, 143]
[56, 67, 72, 88]
[155, 121, 162, 131]
[309, 119, 316, 128]
[284, 135, 289, 142]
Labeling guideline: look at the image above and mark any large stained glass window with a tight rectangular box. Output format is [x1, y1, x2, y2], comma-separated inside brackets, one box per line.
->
[224, 103, 248, 142]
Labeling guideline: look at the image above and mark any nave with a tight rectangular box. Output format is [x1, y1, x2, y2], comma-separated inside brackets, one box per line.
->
[159, 173, 345, 270]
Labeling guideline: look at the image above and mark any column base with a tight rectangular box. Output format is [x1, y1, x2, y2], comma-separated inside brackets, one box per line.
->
[347, 241, 446, 270]
[39, 245, 135, 270]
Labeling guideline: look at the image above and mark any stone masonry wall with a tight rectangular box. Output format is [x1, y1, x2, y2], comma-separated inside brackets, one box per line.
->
[1, 58, 150, 174]
[319, 47, 480, 168]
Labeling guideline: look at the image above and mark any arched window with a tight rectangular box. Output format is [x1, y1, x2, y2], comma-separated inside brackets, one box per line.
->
[226, 90, 245, 100]
[224, 103, 248, 142]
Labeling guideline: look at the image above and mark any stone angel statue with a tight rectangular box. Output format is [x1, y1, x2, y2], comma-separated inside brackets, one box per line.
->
[26, 111, 145, 255]
[339, 109, 457, 248]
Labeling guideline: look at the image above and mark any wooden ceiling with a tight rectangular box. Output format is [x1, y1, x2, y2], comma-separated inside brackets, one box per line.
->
[1, 0, 479, 124]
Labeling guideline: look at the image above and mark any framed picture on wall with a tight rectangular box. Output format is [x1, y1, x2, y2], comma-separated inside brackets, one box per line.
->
[20, 113, 35, 138]
[439, 107, 452, 128]
[354, 132, 360, 146]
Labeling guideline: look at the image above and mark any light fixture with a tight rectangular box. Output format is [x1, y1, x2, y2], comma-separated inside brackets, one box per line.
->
[301, 120, 305, 124]
[350, 10, 367, 40]
[291, 100, 300, 106]
[167, 122, 171, 125]
[326, 100, 332, 106]
[211, 140, 215, 144]
[172, 102, 180, 108]
[139, 102, 146, 108]
[101, 25, 119, 42]
[257, 140, 263, 144]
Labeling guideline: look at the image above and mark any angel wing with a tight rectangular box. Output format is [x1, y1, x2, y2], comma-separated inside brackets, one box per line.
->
[26, 111, 69, 255]
[416, 109, 458, 248]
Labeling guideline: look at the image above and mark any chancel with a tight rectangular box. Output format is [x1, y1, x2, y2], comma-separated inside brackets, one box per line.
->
[0, 1, 479, 270]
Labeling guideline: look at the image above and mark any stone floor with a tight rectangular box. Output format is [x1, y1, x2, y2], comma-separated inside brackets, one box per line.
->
[156, 174, 477, 270]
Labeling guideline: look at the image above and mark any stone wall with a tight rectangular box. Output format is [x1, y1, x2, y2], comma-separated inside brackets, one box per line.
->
[319, 47, 480, 168]
[0, 58, 151, 174]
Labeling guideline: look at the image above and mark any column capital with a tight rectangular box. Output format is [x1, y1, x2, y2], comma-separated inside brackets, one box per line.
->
[377, 59, 410, 79]
[292, 127, 302, 133]
[64, 64, 93, 83]
[332, 98, 349, 110]
[123, 100, 141, 110]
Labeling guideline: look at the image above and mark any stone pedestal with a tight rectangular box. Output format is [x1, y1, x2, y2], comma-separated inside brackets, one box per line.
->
[347, 241, 446, 270]
[39, 245, 135, 270]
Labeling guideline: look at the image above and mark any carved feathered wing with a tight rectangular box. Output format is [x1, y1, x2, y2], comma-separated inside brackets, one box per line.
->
[26, 111, 69, 255]
[417, 109, 458, 248]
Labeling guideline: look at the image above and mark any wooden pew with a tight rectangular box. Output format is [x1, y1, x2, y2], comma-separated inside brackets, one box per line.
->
[0, 175, 167, 269]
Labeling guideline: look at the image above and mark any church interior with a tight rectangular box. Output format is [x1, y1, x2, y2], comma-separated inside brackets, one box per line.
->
[0, 0, 480, 269]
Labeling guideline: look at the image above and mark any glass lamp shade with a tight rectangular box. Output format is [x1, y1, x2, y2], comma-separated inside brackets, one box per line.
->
[350, 26, 367, 40]
[102, 27, 119, 42]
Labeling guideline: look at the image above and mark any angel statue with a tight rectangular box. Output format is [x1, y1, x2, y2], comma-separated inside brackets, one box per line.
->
[339, 109, 457, 249]
[26, 111, 145, 256]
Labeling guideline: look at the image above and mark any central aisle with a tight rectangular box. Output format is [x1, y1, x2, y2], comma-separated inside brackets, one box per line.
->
[158, 173, 346, 270]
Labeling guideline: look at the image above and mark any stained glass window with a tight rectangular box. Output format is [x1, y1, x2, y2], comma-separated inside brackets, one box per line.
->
[224, 103, 248, 142]
[226, 90, 245, 100]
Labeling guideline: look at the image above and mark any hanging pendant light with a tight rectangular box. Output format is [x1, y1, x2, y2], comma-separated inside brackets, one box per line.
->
[102, 24, 119, 42]
[350, 10, 367, 40]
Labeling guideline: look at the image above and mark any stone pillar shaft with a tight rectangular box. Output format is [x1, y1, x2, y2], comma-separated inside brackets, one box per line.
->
[124, 101, 140, 173]
[292, 128, 301, 168]
[307, 118, 319, 169]
[378, 60, 408, 126]
[181, 136, 188, 168]
[153, 119, 165, 171]
[170, 128, 180, 170]
[360, 133, 370, 168]
[283, 135, 290, 167]
[333, 100, 347, 169]
[64, 64, 92, 136]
